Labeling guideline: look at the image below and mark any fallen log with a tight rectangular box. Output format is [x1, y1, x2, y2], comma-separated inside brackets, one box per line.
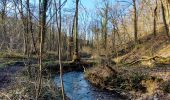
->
[118, 56, 170, 67]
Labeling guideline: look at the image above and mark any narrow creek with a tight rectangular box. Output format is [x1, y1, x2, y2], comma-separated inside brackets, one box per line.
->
[55, 71, 125, 100]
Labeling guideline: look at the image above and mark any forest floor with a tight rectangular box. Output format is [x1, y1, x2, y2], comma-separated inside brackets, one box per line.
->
[0, 57, 64, 100]
[0, 63, 24, 90]
[0, 58, 26, 90]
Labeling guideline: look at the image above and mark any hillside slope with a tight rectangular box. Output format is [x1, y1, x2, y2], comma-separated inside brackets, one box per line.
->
[114, 33, 170, 64]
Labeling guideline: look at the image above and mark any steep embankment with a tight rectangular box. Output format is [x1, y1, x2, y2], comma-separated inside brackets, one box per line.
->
[114, 33, 170, 81]
[114, 33, 170, 64]
[85, 33, 170, 99]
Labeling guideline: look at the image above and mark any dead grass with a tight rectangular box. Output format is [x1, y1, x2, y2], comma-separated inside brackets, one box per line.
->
[115, 34, 170, 65]
[81, 46, 92, 55]
[142, 79, 160, 95]
[0, 66, 64, 100]
[85, 65, 117, 88]
[85, 64, 170, 99]
[0, 52, 26, 59]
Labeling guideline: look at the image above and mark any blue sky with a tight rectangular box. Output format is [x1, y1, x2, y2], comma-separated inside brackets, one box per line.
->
[64, 0, 118, 10]
[80, 0, 96, 10]
[62, 0, 98, 15]
[64, 0, 97, 10]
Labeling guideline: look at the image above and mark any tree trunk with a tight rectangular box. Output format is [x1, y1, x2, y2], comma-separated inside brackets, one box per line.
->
[17, 0, 29, 55]
[58, 0, 65, 99]
[73, 0, 80, 62]
[133, 0, 138, 43]
[161, 0, 170, 39]
[101, 1, 109, 50]
[37, 0, 48, 99]
[70, 14, 76, 60]
[153, 0, 157, 37]
[27, 0, 37, 54]
[1, 1, 7, 50]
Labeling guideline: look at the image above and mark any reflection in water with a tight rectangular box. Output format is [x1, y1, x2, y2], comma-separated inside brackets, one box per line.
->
[55, 71, 124, 100]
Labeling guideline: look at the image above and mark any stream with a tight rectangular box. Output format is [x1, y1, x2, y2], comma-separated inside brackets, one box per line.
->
[55, 71, 125, 100]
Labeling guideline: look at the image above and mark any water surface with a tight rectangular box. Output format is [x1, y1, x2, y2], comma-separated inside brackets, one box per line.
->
[55, 71, 124, 100]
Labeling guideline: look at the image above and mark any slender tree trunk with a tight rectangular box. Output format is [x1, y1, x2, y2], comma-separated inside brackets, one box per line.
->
[69, 26, 73, 60]
[133, 0, 138, 43]
[153, 0, 157, 37]
[26, 0, 31, 78]
[161, 0, 170, 39]
[101, 1, 109, 50]
[38, 0, 42, 51]
[1, 1, 7, 50]
[58, 0, 65, 99]
[37, 0, 48, 99]
[49, 7, 52, 51]
[18, 0, 29, 55]
[112, 25, 116, 51]
[27, 0, 37, 54]
[70, 14, 76, 60]
[103, 15, 108, 49]
[73, 0, 80, 62]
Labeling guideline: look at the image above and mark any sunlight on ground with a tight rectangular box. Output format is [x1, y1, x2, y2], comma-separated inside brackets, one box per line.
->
[157, 45, 170, 57]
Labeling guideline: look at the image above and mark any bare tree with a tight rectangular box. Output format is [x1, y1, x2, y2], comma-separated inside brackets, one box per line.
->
[161, 0, 170, 39]
[153, 0, 158, 37]
[37, 0, 48, 99]
[0, 0, 8, 50]
[55, 0, 66, 99]
[26, 0, 37, 54]
[73, 0, 80, 62]
[18, 0, 29, 55]
[100, 0, 109, 49]
[133, 0, 138, 43]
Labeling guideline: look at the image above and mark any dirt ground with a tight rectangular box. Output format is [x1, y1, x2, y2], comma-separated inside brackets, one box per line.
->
[0, 65, 24, 90]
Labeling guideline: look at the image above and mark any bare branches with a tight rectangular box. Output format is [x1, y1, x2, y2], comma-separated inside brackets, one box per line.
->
[46, 0, 67, 25]
[12, 0, 39, 22]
